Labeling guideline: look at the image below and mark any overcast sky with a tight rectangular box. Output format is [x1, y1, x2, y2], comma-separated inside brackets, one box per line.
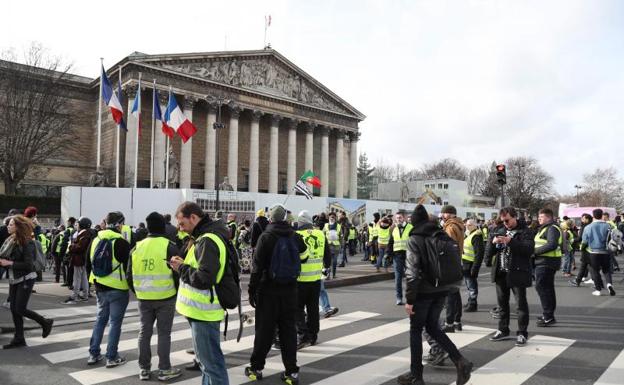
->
[3, 0, 623, 194]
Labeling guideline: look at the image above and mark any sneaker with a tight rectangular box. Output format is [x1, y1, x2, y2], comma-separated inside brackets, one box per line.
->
[454, 322, 463, 332]
[430, 351, 448, 366]
[455, 357, 473, 385]
[568, 279, 580, 287]
[441, 323, 455, 333]
[87, 354, 104, 365]
[397, 372, 424, 385]
[592, 290, 602, 296]
[185, 360, 200, 371]
[2, 301, 10, 309]
[583, 278, 594, 285]
[139, 369, 150, 381]
[42, 318, 54, 338]
[463, 303, 477, 312]
[489, 330, 510, 341]
[62, 297, 76, 305]
[396, 300, 405, 305]
[515, 334, 527, 346]
[244, 367, 263, 381]
[2, 340, 26, 349]
[60, 282, 69, 287]
[158, 368, 182, 381]
[281, 372, 299, 385]
[607, 284, 616, 296]
[536, 318, 556, 327]
[297, 338, 310, 350]
[78, 296, 89, 302]
[106, 356, 127, 368]
[272, 341, 281, 351]
[323, 307, 339, 318]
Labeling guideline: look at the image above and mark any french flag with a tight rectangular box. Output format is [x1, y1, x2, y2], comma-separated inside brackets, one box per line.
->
[153, 88, 174, 138]
[164, 90, 197, 143]
[131, 79, 141, 137]
[101, 66, 124, 126]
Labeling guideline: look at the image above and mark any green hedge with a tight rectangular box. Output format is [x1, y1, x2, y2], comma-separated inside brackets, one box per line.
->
[0, 195, 61, 215]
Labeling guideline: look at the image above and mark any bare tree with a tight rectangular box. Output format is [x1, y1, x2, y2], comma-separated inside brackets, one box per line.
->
[467, 165, 489, 195]
[579, 168, 624, 210]
[0, 43, 77, 195]
[421, 158, 468, 180]
[373, 158, 395, 183]
[504, 156, 554, 212]
[480, 161, 502, 198]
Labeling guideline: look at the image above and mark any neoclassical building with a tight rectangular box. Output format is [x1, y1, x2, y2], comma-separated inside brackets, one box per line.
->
[1, 49, 365, 198]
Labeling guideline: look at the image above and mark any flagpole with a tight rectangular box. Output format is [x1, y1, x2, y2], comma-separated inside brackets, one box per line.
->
[150, 79, 156, 189]
[97, 58, 103, 171]
[264, 16, 267, 48]
[116, 66, 122, 187]
[134, 72, 141, 188]
[165, 136, 170, 189]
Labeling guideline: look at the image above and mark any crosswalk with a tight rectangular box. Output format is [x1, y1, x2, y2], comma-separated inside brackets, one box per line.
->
[2, 307, 623, 385]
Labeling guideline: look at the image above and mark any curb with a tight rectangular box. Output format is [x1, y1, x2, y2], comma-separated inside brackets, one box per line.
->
[325, 272, 394, 289]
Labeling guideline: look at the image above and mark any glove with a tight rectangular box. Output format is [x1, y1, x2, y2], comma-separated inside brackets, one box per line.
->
[248, 291, 257, 308]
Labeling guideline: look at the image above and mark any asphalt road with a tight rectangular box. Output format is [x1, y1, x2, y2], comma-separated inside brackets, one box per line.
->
[0, 258, 622, 385]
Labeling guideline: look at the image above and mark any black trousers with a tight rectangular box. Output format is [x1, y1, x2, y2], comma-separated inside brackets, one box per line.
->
[445, 288, 462, 324]
[53, 253, 65, 283]
[589, 253, 612, 291]
[296, 281, 320, 341]
[495, 274, 529, 336]
[66, 262, 74, 287]
[534, 264, 557, 319]
[9, 279, 47, 342]
[250, 285, 299, 375]
[575, 251, 592, 284]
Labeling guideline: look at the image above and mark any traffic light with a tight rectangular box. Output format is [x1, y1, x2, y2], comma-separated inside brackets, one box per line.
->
[496, 164, 506, 185]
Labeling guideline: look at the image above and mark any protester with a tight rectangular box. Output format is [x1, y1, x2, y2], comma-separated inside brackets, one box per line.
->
[63, 217, 93, 304]
[569, 214, 594, 287]
[251, 209, 269, 248]
[581, 208, 616, 296]
[388, 212, 412, 305]
[134, 222, 148, 243]
[533, 208, 562, 326]
[440, 205, 465, 332]
[323, 212, 342, 279]
[462, 219, 484, 312]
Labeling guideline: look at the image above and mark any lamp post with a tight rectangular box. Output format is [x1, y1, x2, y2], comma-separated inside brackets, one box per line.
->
[208, 95, 230, 215]
[574, 184, 582, 203]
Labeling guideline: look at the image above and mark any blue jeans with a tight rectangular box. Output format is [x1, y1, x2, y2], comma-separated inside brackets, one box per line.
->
[562, 251, 575, 273]
[463, 265, 478, 305]
[329, 245, 340, 278]
[319, 280, 331, 312]
[393, 252, 406, 301]
[89, 289, 129, 360]
[376, 246, 387, 268]
[190, 320, 228, 385]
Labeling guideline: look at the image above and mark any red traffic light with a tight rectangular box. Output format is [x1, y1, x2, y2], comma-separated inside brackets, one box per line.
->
[496, 164, 506, 172]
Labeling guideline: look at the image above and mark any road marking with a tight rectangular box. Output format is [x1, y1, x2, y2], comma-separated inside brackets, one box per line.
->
[308, 325, 494, 385]
[68, 311, 379, 385]
[455, 334, 574, 385]
[594, 348, 624, 385]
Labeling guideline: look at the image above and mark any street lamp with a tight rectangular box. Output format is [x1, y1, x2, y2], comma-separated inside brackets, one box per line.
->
[207, 95, 230, 215]
[574, 184, 582, 203]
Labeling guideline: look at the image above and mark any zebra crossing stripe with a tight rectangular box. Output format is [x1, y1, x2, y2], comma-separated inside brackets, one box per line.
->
[594, 349, 624, 385]
[455, 334, 575, 385]
[218, 317, 411, 385]
[36, 302, 139, 319]
[308, 325, 494, 385]
[68, 311, 379, 385]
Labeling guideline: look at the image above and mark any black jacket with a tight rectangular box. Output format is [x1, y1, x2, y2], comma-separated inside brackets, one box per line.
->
[251, 216, 269, 248]
[249, 221, 307, 293]
[3, 239, 37, 280]
[177, 216, 230, 291]
[534, 222, 562, 269]
[127, 233, 180, 298]
[405, 220, 450, 303]
[484, 221, 534, 288]
[164, 223, 177, 244]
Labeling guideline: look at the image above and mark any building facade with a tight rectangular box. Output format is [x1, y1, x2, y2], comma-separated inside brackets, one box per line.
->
[1, 49, 365, 198]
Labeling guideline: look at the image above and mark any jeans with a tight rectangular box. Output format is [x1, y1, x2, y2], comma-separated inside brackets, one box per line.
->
[409, 295, 461, 378]
[393, 252, 406, 302]
[319, 280, 331, 312]
[9, 279, 47, 342]
[72, 265, 89, 299]
[589, 252, 613, 291]
[463, 262, 478, 305]
[340, 243, 348, 265]
[138, 298, 176, 370]
[376, 246, 387, 269]
[534, 264, 557, 319]
[495, 274, 529, 336]
[329, 245, 340, 278]
[190, 320, 228, 385]
[562, 251, 575, 274]
[89, 289, 130, 360]
[363, 244, 370, 261]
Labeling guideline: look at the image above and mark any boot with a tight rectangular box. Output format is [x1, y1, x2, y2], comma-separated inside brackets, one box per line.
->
[453, 356, 473, 385]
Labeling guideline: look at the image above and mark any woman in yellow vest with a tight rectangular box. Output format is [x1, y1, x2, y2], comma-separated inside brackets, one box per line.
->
[128, 212, 182, 381]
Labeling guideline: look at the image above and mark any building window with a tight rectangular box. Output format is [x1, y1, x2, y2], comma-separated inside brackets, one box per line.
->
[424, 184, 429, 189]
[443, 184, 448, 189]
[438, 183, 443, 189]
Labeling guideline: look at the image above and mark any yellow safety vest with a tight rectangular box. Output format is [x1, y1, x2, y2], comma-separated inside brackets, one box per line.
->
[38, 234, 50, 254]
[534, 224, 563, 258]
[177, 230, 189, 241]
[176, 233, 226, 322]
[482, 226, 488, 241]
[121, 225, 132, 243]
[378, 226, 391, 246]
[55, 233, 64, 253]
[368, 224, 374, 242]
[462, 229, 483, 262]
[348, 228, 357, 241]
[323, 223, 342, 246]
[89, 229, 129, 290]
[131, 237, 177, 300]
[297, 228, 325, 282]
[64, 228, 75, 254]
[607, 221, 616, 229]
[392, 223, 413, 252]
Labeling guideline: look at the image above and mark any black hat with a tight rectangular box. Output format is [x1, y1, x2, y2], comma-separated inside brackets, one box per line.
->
[411, 204, 429, 225]
[78, 217, 92, 230]
[441, 205, 457, 215]
[146, 212, 166, 234]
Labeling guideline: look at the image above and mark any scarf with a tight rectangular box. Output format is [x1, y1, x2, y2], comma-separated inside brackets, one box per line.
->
[0, 236, 16, 260]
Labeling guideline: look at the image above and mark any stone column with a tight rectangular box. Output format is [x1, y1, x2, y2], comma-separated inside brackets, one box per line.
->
[305, 123, 314, 189]
[268, 115, 280, 194]
[287, 119, 297, 188]
[344, 134, 350, 196]
[179, 97, 195, 189]
[227, 106, 241, 190]
[335, 129, 345, 198]
[153, 93, 168, 187]
[124, 86, 138, 186]
[320, 127, 329, 197]
[248, 110, 262, 193]
[204, 104, 217, 190]
[349, 132, 359, 199]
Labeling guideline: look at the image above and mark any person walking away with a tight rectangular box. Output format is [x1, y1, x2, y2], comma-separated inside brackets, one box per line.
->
[462, 219, 484, 312]
[323, 212, 342, 279]
[581, 208, 616, 296]
[570, 214, 594, 287]
[398, 205, 472, 385]
[87, 212, 131, 367]
[63, 217, 94, 303]
[128, 212, 181, 381]
[295, 211, 330, 348]
[485, 207, 534, 346]
[533, 208, 563, 327]
[389, 212, 412, 305]
[169, 202, 232, 385]
[0, 215, 54, 348]
[246, 204, 307, 385]
[251, 209, 269, 249]
[440, 205, 465, 332]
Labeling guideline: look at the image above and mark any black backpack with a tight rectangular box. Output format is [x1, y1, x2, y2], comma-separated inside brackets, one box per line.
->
[422, 230, 463, 287]
[269, 235, 301, 284]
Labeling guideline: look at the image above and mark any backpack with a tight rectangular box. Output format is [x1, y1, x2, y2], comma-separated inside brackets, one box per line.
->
[270, 235, 301, 284]
[421, 230, 463, 287]
[33, 241, 46, 272]
[92, 238, 117, 277]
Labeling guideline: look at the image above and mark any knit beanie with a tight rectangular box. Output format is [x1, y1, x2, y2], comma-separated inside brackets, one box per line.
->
[411, 204, 429, 225]
[146, 211, 166, 234]
[269, 204, 287, 223]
